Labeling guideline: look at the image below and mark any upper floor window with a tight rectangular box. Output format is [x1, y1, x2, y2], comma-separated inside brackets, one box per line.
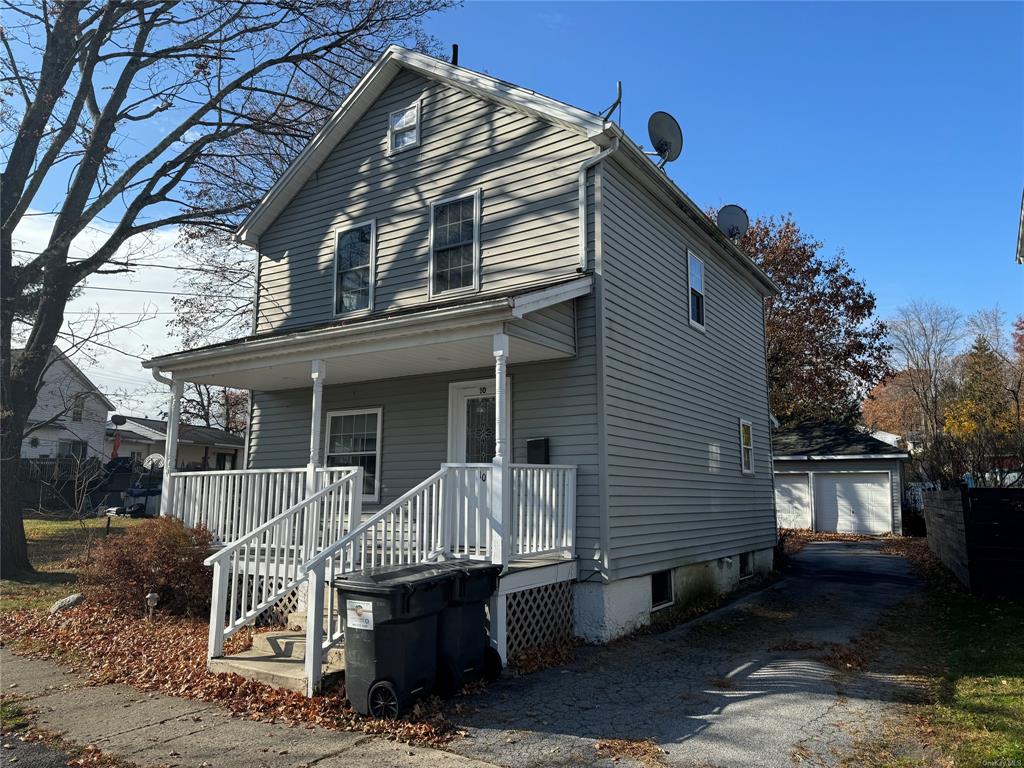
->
[388, 103, 419, 154]
[71, 397, 84, 422]
[430, 191, 480, 297]
[688, 250, 705, 329]
[739, 419, 754, 474]
[334, 222, 375, 315]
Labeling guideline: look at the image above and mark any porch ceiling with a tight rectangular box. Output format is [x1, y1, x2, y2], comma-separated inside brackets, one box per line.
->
[144, 278, 591, 391]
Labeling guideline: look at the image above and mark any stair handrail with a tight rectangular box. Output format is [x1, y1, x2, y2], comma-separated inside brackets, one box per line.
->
[302, 466, 449, 695]
[203, 467, 358, 567]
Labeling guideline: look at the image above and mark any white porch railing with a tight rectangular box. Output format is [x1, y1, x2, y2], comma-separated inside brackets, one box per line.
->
[203, 468, 362, 660]
[169, 468, 308, 543]
[509, 464, 577, 559]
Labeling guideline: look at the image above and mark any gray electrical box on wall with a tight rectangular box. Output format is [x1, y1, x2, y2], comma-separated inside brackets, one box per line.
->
[526, 438, 550, 464]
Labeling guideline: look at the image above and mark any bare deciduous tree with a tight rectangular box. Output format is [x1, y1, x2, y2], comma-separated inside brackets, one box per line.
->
[1, 0, 451, 576]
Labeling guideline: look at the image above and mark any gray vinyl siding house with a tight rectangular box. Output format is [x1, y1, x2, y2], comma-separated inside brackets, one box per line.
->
[148, 46, 778, 644]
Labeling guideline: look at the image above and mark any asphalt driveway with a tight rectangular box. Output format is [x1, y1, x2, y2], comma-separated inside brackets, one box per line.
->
[449, 541, 922, 768]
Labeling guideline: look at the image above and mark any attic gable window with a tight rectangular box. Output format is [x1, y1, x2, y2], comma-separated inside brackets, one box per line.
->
[430, 190, 481, 297]
[688, 250, 705, 329]
[334, 221, 375, 315]
[388, 103, 420, 154]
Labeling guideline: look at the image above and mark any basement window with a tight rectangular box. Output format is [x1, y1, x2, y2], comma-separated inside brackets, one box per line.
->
[651, 569, 674, 610]
[739, 551, 753, 580]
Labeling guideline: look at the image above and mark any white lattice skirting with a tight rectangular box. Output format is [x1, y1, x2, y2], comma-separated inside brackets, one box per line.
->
[505, 581, 575, 660]
[225, 576, 302, 627]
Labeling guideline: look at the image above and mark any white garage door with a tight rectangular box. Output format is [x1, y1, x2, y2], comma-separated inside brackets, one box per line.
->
[774, 474, 812, 529]
[813, 472, 892, 534]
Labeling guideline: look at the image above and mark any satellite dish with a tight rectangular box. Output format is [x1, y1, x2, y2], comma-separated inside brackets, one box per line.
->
[647, 111, 683, 168]
[716, 204, 750, 241]
[143, 453, 165, 470]
[111, 414, 127, 426]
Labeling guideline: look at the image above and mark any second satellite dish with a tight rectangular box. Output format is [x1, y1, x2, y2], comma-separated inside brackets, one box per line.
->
[647, 111, 683, 168]
[716, 205, 749, 240]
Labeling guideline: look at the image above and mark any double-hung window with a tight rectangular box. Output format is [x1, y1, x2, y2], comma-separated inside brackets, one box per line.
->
[688, 250, 705, 329]
[334, 222, 374, 314]
[325, 408, 382, 500]
[388, 103, 420, 154]
[71, 397, 84, 422]
[430, 190, 480, 297]
[739, 419, 754, 474]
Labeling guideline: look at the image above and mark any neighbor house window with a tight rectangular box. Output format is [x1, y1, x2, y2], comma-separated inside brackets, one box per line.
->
[430, 191, 480, 296]
[71, 398, 84, 422]
[651, 569, 674, 610]
[739, 419, 754, 474]
[688, 250, 705, 328]
[58, 440, 87, 459]
[334, 222, 375, 314]
[388, 103, 419, 153]
[324, 408, 382, 501]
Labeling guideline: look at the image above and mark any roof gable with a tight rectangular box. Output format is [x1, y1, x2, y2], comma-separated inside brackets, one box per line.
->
[236, 46, 606, 247]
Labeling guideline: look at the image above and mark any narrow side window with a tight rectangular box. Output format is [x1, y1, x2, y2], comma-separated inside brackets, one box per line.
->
[430, 191, 480, 297]
[334, 222, 374, 315]
[388, 103, 419, 154]
[740, 419, 754, 474]
[688, 250, 705, 329]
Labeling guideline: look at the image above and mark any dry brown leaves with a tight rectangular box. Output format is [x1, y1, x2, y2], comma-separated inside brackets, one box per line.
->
[0, 601, 454, 747]
[508, 637, 581, 676]
[779, 528, 883, 557]
[594, 738, 667, 766]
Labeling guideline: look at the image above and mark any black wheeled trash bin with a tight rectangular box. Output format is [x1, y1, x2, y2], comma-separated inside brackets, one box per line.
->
[432, 561, 503, 694]
[333, 563, 457, 718]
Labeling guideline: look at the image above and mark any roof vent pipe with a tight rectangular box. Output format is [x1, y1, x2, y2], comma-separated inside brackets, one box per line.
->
[451, 44, 459, 66]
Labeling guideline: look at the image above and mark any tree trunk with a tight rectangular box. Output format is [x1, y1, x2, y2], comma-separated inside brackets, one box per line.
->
[1, 402, 33, 576]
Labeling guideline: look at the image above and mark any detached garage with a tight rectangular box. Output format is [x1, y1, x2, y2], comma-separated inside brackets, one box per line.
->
[773, 424, 908, 534]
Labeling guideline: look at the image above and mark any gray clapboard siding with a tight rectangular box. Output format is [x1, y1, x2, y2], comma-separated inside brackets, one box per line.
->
[773, 458, 904, 533]
[248, 295, 603, 570]
[505, 302, 576, 356]
[597, 158, 776, 580]
[256, 69, 595, 334]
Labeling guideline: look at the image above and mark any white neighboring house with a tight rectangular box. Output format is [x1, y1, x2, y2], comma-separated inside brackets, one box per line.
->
[17, 348, 114, 461]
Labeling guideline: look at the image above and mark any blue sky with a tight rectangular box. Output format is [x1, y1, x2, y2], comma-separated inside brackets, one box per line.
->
[426, 1, 1024, 319]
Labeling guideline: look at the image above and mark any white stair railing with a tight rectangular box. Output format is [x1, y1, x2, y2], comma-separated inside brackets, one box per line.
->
[204, 468, 362, 661]
[170, 468, 308, 543]
[302, 466, 454, 695]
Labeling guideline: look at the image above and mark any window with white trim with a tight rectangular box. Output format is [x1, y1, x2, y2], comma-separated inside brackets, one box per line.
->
[688, 251, 705, 328]
[71, 397, 84, 422]
[334, 222, 374, 314]
[388, 103, 419, 153]
[325, 408, 382, 500]
[739, 419, 754, 474]
[430, 191, 479, 296]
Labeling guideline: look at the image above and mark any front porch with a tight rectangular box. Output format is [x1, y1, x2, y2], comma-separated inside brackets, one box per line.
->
[144, 280, 591, 695]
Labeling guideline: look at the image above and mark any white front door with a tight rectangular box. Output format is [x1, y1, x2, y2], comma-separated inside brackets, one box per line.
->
[447, 379, 510, 463]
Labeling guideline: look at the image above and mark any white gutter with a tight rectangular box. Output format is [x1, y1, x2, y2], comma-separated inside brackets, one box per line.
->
[578, 138, 619, 271]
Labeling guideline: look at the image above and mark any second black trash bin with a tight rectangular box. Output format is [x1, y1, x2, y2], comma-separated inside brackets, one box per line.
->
[333, 563, 457, 718]
[431, 561, 503, 694]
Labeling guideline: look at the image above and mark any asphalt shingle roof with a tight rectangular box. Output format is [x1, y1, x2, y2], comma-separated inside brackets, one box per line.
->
[121, 417, 244, 447]
[772, 423, 906, 458]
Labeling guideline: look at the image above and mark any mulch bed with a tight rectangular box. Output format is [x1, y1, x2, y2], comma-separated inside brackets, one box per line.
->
[0, 599, 456, 747]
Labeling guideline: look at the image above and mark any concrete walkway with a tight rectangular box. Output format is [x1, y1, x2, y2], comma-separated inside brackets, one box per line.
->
[0, 651, 497, 768]
[1, 541, 920, 768]
[448, 541, 922, 768]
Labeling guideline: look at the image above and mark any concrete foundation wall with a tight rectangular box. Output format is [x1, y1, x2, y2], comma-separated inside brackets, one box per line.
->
[574, 546, 773, 643]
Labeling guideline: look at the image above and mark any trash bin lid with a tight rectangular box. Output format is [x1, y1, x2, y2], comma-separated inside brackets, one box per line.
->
[333, 562, 459, 594]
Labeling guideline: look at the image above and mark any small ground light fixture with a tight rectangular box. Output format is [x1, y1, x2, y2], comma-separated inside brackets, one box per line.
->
[146, 591, 159, 621]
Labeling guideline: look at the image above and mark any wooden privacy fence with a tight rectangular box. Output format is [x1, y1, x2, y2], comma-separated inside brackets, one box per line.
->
[923, 487, 1024, 597]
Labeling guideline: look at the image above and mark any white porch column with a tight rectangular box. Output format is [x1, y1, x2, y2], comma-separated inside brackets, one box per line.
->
[307, 359, 326, 496]
[159, 377, 184, 518]
[490, 333, 510, 664]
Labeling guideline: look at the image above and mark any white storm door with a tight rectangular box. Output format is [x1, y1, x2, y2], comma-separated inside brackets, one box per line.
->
[446, 378, 510, 463]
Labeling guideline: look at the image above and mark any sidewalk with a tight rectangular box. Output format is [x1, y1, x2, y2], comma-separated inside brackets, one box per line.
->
[1, 650, 497, 768]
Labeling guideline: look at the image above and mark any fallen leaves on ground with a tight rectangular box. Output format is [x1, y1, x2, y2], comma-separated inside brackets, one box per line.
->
[0, 601, 454, 747]
[508, 637, 581, 676]
[594, 738, 667, 767]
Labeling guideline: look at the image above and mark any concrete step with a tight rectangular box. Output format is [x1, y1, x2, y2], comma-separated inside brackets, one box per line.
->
[209, 631, 344, 693]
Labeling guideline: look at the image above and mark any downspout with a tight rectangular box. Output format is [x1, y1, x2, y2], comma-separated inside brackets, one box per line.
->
[577, 137, 620, 272]
[151, 366, 172, 386]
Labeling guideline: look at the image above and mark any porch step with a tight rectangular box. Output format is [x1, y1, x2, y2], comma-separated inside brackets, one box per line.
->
[208, 631, 344, 693]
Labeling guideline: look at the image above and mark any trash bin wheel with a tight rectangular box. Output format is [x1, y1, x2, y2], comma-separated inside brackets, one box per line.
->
[367, 681, 400, 719]
[483, 647, 502, 682]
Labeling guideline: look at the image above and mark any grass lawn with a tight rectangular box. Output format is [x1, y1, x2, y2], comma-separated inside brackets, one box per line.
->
[928, 588, 1024, 766]
[0, 517, 143, 613]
